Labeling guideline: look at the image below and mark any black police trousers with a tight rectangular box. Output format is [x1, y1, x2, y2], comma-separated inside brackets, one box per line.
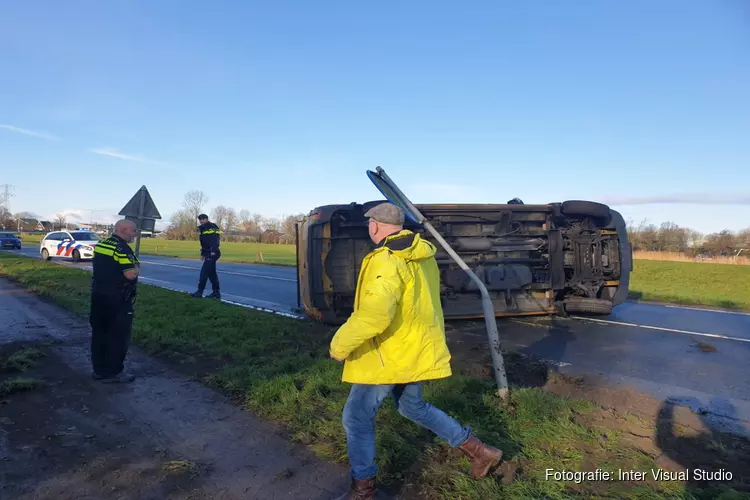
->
[198, 255, 220, 293]
[90, 295, 133, 377]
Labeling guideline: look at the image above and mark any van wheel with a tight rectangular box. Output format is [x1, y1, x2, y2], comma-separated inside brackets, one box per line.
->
[564, 297, 613, 315]
[561, 200, 612, 226]
[72, 249, 81, 262]
[41, 248, 50, 260]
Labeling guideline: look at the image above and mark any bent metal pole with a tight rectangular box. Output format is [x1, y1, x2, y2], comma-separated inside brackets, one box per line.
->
[371, 167, 509, 400]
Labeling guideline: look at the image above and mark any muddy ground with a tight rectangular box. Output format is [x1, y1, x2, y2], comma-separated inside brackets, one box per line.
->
[1, 278, 749, 499]
[0, 281, 349, 500]
[446, 320, 750, 493]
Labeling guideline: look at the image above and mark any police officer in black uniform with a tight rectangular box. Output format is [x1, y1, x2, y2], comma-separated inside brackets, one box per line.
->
[90, 219, 139, 383]
[191, 213, 221, 299]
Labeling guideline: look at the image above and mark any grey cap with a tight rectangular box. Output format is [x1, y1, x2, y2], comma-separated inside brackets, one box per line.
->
[364, 202, 405, 226]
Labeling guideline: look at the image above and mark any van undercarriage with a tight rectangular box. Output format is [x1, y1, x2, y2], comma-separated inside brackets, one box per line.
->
[297, 200, 632, 325]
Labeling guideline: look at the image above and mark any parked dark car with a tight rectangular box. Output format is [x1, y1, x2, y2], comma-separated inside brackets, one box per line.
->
[296, 200, 632, 325]
[0, 232, 22, 250]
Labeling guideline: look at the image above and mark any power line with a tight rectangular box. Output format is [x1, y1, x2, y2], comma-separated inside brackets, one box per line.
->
[0, 184, 15, 214]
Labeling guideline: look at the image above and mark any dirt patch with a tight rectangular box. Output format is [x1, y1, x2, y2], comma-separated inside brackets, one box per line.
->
[0, 279, 349, 500]
[0, 341, 208, 499]
[695, 341, 718, 353]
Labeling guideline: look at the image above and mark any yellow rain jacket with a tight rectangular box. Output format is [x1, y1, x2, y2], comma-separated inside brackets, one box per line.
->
[329, 230, 453, 385]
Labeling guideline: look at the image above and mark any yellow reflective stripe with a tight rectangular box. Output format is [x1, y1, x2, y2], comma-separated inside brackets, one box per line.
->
[94, 246, 115, 256]
[96, 242, 117, 250]
[202, 229, 221, 235]
[114, 251, 133, 263]
[95, 241, 135, 266]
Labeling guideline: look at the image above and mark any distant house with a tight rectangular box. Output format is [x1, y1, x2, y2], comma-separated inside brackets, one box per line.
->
[19, 218, 49, 232]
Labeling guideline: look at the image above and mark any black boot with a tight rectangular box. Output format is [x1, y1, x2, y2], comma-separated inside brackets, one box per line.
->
[190, 291, 203, 298]
[207, 291, 221, 300]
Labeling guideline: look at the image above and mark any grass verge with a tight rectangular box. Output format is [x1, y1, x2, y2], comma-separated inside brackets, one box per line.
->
[0, 377, 41, 397]
[0, 347, 45, 372]
[0, 253, 748, 499]
[20, 235, 296, 266]
[630, 260, 750, 310]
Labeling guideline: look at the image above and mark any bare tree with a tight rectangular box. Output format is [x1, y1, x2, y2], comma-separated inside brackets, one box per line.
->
[0, 207, 12, 230]
[224, 207, 239, 236]
[704, 230, 737, 255]
[211, 205, 229, 231]
[54, 213, 67, 230]
[182, 190, 209, 221]
[656, 222, 689, 253]
[237, 209, 256, 233]
[686, 229, 703, 253]
[281, 214, 303, 237]
[737, 228, 750, 250]
[260, 217, 279, 233]
[239, 209, 251, 226]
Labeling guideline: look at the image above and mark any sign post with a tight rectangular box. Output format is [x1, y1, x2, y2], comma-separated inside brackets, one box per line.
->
[118, 185, 162, 258]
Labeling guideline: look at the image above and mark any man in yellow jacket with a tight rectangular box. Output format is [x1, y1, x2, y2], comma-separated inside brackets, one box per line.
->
[330, 202, 503, 499]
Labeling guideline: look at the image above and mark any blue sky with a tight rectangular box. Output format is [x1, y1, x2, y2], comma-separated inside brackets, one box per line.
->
[1, 0, 748, 233]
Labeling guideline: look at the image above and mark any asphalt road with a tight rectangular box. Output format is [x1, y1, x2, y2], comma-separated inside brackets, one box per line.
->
[6, 245, 750, 436]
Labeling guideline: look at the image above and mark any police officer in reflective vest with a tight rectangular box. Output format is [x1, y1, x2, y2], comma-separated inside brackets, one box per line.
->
[191, 213, 221, 299]
[90, 219, 139, 383]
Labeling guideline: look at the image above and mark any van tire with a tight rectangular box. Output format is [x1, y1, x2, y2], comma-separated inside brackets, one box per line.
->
[564, 297, 613, 315]
[561, 200, 612, 226]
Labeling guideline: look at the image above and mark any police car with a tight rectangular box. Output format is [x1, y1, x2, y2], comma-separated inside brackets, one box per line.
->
[40, 228, 101, 262]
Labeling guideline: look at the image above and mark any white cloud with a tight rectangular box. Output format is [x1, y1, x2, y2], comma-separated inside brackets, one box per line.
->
[0, 124, 60, 141]
[49, 209, 119, 225]
[603, 194, 750, 206]
[89, 147, 172, 166]
[47, 208, 167, 230]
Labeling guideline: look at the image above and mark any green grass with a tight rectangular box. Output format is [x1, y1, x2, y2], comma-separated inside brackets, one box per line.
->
[0, 253, 747, 499]
[630, 260, 750, 310]
[20, 234, 296, 266]
[0, 377, 41, 397]
[0, 348, 45, 372]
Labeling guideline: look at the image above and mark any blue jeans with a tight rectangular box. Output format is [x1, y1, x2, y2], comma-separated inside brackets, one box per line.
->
[342, 383, 472, 480]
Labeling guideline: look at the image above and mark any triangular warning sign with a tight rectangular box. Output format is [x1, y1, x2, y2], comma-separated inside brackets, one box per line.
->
[118, 185, 162, 219]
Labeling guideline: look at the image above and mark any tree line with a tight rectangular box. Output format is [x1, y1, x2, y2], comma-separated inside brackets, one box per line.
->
[165, 190, 303, 244]
[627, 219, 750, 256]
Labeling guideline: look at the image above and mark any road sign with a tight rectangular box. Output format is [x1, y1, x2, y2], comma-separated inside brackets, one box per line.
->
[119, 185, 161, 220]
[118, 185, 161, 257]
[124, 216, 156, 232]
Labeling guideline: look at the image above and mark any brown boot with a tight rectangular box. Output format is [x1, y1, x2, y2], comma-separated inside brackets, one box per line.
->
[335, 477, 376, 500]
[457, 435, 503, 479]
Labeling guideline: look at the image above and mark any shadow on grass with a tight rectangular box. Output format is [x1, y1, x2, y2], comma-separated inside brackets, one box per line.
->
[655, 397, 750, 498]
